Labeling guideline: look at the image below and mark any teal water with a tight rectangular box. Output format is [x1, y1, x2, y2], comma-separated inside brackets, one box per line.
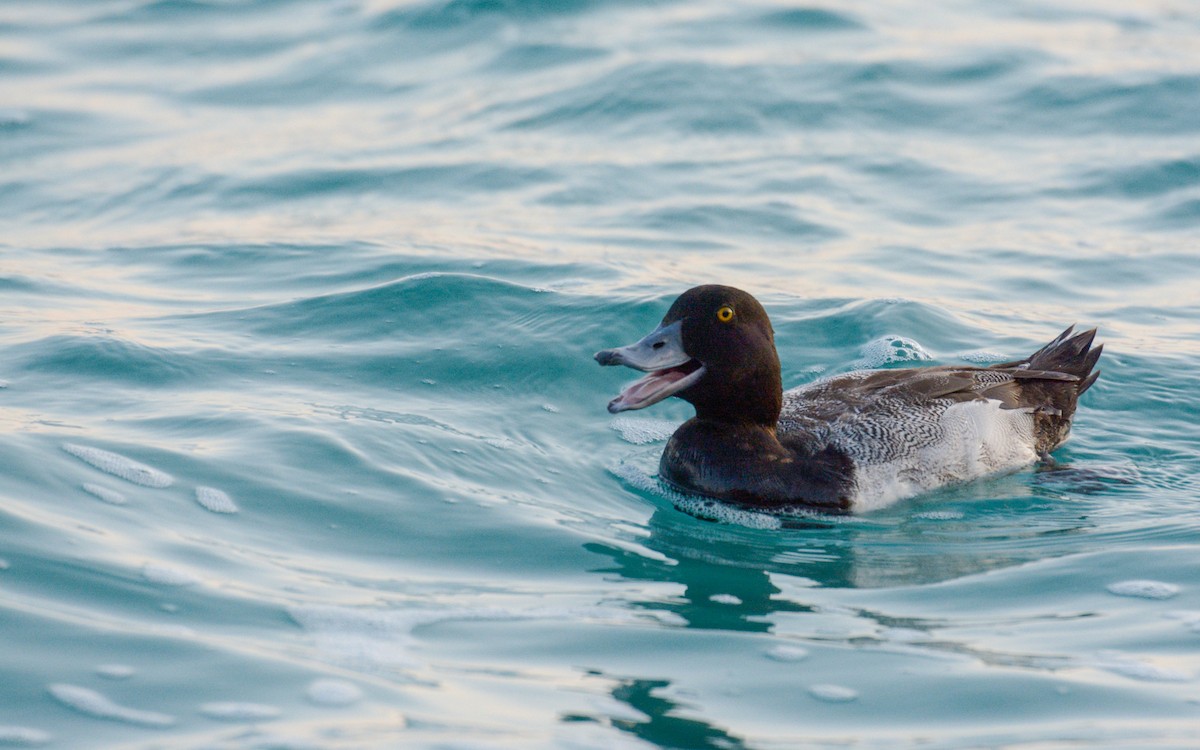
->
[3, 1, 1200, 747]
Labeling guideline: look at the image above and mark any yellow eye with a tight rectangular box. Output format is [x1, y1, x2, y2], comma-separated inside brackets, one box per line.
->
[716, 305, 734, 323]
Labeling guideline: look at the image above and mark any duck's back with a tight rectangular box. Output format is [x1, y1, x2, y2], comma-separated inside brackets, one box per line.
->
[778, 327, 1102, 511]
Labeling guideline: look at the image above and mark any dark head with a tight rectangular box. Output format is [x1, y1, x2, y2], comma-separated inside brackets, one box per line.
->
[594, 285, 782, 425]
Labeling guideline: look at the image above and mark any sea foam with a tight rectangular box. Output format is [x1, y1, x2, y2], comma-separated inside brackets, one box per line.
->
[195, 486, 239, 514]
[62, 444, 173, 488]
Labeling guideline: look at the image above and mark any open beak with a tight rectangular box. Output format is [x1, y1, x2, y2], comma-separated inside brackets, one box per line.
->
[594, 320, 705, 413]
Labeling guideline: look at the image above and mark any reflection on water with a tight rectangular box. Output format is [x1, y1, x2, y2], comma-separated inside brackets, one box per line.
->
[566, 674, 751, 750]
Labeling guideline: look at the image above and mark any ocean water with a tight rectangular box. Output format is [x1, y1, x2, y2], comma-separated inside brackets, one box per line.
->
[2, 0, 1200, 747]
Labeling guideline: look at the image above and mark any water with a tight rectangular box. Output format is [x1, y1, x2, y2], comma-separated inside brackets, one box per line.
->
[2, 0, 1199, 747]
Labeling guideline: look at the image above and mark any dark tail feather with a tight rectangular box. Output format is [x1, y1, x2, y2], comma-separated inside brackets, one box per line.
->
[1021, 326, 1102, 392]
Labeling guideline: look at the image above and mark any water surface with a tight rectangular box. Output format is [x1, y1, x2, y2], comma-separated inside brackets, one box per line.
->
[2, 0, 1200, 747]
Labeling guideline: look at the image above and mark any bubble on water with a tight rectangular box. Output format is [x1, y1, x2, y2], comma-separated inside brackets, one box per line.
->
[199, 702, 281, 721]
[1106, 580, 1180, 600]
[306, 679, 362, 706]
[142, 563, 200, 587]
[764, 644, 809, 662]
[671, 497, 784, 530]
[195, 486, 238, 514]
[0, 726, 51, 746]
[608, 456, 784, 529]
[709, 594, 742, 605]
[62, 444, 173, 488]
[95, 664, 136, 680]
[958, 350, 1006, 363]
[853, 335, 933, 369]
[541, 403, 560, 413]
[82, 483, 127, 506]
[609, 416, 677, 445]
[809, 684, 859, 702]
[47, 684, 175, 727]
[914, 510, 964, 520]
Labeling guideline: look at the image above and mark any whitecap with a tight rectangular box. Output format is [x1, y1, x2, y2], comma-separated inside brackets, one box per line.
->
[0, 726, 51, 746]
[62, 444, 173, 488]
[82, 483, 127, 506]
[809, 684, 859, 702]
[1106, 580, 1180, 600]
[46, 684, 175, 727]
[195, 486, 239, 514]
[199, 702, 281, 721]
[764, 644, 809, 662]
[305, 679, 362, 706]
[141, 563, 200, 587]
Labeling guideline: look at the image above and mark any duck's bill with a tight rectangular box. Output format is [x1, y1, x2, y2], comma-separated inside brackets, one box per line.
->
[594, 320, 706, 413]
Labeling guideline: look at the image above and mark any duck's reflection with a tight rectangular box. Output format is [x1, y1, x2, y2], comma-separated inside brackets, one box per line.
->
[564, 675, 752, 750]
[588, 469, 1095, 632]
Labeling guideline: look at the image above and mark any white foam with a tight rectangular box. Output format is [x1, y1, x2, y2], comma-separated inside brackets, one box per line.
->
[958, 350, 1005, 363]
[199, 702, 281, 721]
[609, 457, 785, 528]
[671, 497, 784, 529]
[709, 594, 742, 605]
[305, 679, 362, 706]
[609, 416, 677, 445]
[852, 335, 932, 369]
[46, 684, 175, 727]
[82, 483, 127, 506]
[195, 486, 238, 514]
[914, 510, 965, 520]
[1107, 580, 1180, 600]
[764, 644, 809, 662]
[809, 684, 859, 702]
[0, 726, 51, 746]
[95, 664, 136, 680]
[142, 562, 200, 587]
[62, 444, 173, 488]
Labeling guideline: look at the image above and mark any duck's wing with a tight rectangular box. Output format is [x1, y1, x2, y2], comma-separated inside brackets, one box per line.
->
[780, 326, 1101, 461]
[781, 366, 1017, 428]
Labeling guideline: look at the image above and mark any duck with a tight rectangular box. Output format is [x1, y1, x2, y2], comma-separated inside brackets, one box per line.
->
[595, 285, 1102, 514]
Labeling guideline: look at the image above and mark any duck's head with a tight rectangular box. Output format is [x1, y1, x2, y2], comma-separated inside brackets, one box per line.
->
[595, 285, 782, 424]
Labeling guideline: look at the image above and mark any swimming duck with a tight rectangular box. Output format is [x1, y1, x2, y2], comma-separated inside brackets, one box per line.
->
[595, 285, 1102, 513]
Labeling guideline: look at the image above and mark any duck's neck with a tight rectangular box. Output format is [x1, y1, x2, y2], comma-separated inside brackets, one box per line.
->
[687, 362, 783, 428]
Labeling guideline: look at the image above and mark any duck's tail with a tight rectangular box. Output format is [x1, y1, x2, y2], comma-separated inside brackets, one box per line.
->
[1018, 325, 1103, 395]
[990, 325, 1102, 457]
